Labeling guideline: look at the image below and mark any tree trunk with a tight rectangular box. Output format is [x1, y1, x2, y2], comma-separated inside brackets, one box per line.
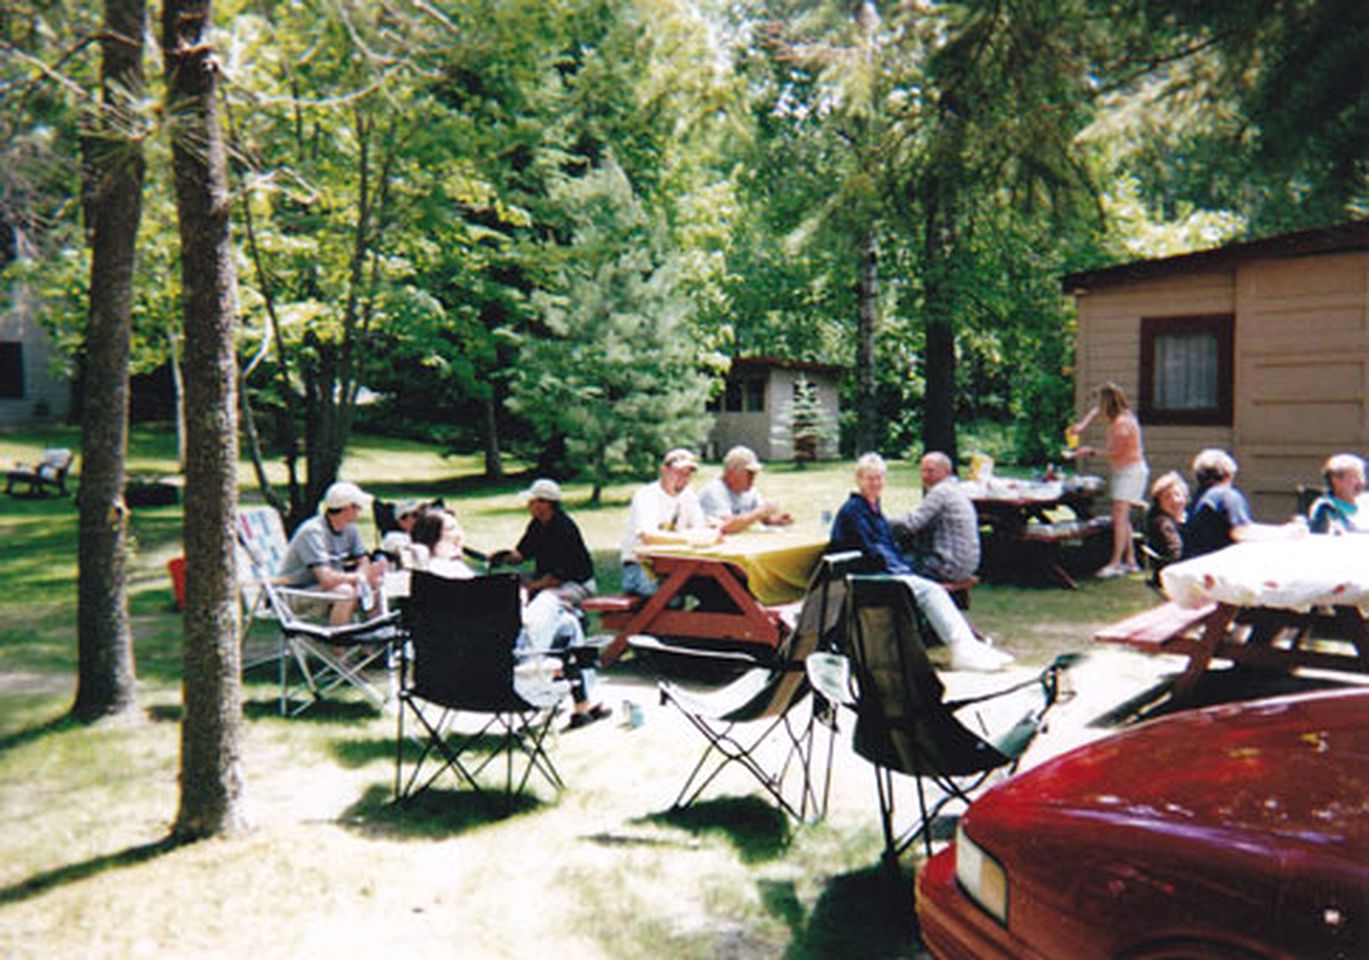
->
[854, 225, 880, 454]
[164, 0, 249, 840]
[921, 194, 958, 462]
[482, 391, 504, 479]
[71, 0, 145, 724]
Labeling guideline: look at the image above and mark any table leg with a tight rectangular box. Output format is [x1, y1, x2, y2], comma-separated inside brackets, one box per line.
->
[1171, 603, 1238, 703]
[600, 561, 700, 664]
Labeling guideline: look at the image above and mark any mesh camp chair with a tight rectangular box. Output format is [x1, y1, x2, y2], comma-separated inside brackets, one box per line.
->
[265, 579, 400, 716]
[395, 572, 572, 810]
[629, 552, 861, 822]
[811, 574, 1069, 869]
[235, 506, 400, 714]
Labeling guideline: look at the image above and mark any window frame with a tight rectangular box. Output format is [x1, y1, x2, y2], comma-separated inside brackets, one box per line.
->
[1138, 314, 1234, 426]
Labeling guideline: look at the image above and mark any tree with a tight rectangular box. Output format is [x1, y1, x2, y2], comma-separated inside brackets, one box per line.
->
[70, 0, 144, 723]
[164, 0, 248, 839]
[510, 159, 711, 501]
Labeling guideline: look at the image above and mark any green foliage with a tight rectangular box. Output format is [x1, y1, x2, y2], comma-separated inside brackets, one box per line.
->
[509, 159, 711, 496]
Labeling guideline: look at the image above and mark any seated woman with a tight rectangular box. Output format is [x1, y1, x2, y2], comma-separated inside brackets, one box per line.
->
[1307, 453, 1365, 534]
[1144, 471, 1188, 574]
[1183, 449, 1306, 558]
[410, 509, 610, 730]
[828, 453, 1012, 672]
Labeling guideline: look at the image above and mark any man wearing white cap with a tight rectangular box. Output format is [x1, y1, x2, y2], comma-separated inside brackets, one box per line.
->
[492, 478, 597, 610]
[699, 445, 793, 534]
[619, 448, 716, 596]
[278, 480, 385, 624]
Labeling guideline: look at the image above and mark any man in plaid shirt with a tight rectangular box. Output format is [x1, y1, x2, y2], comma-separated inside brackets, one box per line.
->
[891, 452, 980, 583]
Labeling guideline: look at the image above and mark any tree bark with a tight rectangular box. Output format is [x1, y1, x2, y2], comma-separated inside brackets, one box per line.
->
[164, 0, 249, 839]
[71, 0, 145, 724]
[921, 189, 958, 464]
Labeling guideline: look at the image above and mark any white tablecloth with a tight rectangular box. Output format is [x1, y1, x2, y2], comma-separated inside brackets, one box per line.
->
[1161, 537, 1369, 612]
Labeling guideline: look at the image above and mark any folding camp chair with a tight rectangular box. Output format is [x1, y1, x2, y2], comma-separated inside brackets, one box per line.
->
[629, 552, 861, 822]
[266, 579, 401, 716]
[395, 572, 572, 810]
[811, 574, 1068, 869]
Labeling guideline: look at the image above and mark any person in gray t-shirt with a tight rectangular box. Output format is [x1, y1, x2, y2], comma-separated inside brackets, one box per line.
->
[278, 481, 385, 624]
[891, 452, 980, 583]
[698, 445, 793, 534]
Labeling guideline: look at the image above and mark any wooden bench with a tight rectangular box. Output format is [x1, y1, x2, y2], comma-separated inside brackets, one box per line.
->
[1094, 601, 1218, 651]
[1015, 517, 1111, 589]
[941, 576, 979, 610]
[582, 593, 645, 633]
[5, 448, 74, 497]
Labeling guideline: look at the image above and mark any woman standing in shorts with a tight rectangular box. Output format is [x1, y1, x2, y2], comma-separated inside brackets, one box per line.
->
[1069, 382, 1149, 577]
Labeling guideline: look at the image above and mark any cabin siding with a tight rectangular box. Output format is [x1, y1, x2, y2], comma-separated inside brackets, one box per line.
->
[1072, 246, 1368, 520]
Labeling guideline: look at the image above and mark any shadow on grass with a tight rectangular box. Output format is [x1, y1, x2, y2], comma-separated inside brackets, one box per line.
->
[642, 796, 792, 864]
[766, 864, 921, 959]
[0, 713, 78, 758]
[341, 782, 546, 839]
[241, 698, 380, 722]
[0, 836, 181, 908]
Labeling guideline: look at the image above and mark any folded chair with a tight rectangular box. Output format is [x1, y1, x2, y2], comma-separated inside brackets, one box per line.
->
[630, 552, 861, 822]
[395, 572, 571, 811]
[812, 574, 1068, 869]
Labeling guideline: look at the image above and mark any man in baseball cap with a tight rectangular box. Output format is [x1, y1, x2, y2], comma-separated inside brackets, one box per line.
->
[699, 445, 793, 534]
[492, 478, 596, 610]
[278, 480, 384, 624]
[619, 447, 717, 596]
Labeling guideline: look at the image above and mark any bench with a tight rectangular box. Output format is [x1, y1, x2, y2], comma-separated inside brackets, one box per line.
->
[1015, 517, 1111, 589]
[1094, 601, 1218, 651]
[582, 593, 645, 633]
[5, 448, 74, 497]
[941, 576, 979, 610]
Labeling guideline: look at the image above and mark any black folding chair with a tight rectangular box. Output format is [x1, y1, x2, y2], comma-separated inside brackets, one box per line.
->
[395, 572, 571, 811]
[814, 574, 1069, 870]
[629, 552, 861, 822]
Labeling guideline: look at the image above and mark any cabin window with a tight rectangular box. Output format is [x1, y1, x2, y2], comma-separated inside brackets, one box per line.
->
[720, 376, 766, 413]
[1139, 315, 1233, 426]
[0, 342, 23, 399]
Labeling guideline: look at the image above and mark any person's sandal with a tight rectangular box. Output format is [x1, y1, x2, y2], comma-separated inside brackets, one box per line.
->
[565, 703, 611, 731]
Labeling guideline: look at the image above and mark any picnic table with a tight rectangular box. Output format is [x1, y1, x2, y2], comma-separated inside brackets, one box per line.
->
[1099, 537, 1369, 703]
[594, 530, 829, 664]
[964, 475, 1109, 588]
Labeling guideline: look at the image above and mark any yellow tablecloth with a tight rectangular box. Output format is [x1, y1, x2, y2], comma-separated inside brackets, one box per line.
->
[639, 531, 829, 605]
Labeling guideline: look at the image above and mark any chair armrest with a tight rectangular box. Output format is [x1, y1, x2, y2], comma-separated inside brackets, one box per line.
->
[626, 634, 767, 666]
[805, 652, 855, 706]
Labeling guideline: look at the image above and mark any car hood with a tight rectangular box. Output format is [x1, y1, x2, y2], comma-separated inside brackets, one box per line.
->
[972, 688, 1369, 851]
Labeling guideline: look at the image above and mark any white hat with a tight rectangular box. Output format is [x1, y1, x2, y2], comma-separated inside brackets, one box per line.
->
[522, 478, 563, 502]
[662, 448, 699, 471]
[724, 445, 763, 473]
[322, 481, 372, 511]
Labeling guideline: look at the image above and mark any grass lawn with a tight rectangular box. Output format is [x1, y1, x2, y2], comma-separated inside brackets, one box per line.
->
[0, 425, 1162, 959]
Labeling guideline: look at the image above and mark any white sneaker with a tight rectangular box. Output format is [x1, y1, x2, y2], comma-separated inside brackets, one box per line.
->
[1096, 564, 1125, 579]
[949, 640, 1015, 672]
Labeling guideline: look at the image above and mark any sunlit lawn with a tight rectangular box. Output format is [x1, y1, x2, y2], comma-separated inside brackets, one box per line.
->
[0, 423, 1159, 959]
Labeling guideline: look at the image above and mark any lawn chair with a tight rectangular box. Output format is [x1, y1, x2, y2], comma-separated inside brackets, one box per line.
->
[6, 447, 74, 497]
[235, 505, 400, 714]
[811, 574, 1069, 870]
[628, 552, 861, 822]
[394, 572, 571, 811]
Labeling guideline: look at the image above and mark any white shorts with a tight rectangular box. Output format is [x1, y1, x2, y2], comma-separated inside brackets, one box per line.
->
[1111, 462, 1150, 506]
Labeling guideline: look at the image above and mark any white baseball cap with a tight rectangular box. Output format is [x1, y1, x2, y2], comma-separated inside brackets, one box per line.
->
[662, 448, 699, 471]
[724, 445, 763, 473]
[322, 481, 372, 511]
[521, 478, 563, 502]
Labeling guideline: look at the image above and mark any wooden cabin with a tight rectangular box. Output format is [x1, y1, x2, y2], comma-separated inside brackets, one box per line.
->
[1063, 221, 1369, 519]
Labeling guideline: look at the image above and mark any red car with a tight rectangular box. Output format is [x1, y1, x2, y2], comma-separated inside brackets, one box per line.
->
[917, 688, 1367, 960]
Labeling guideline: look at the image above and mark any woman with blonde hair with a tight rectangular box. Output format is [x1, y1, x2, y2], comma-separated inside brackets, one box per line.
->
[1144, 470, 1188, 570]
[1070, 381, 1149, 577]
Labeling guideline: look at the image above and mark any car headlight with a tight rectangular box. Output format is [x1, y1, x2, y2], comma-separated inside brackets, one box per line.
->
[955, 821, 1008, 925]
